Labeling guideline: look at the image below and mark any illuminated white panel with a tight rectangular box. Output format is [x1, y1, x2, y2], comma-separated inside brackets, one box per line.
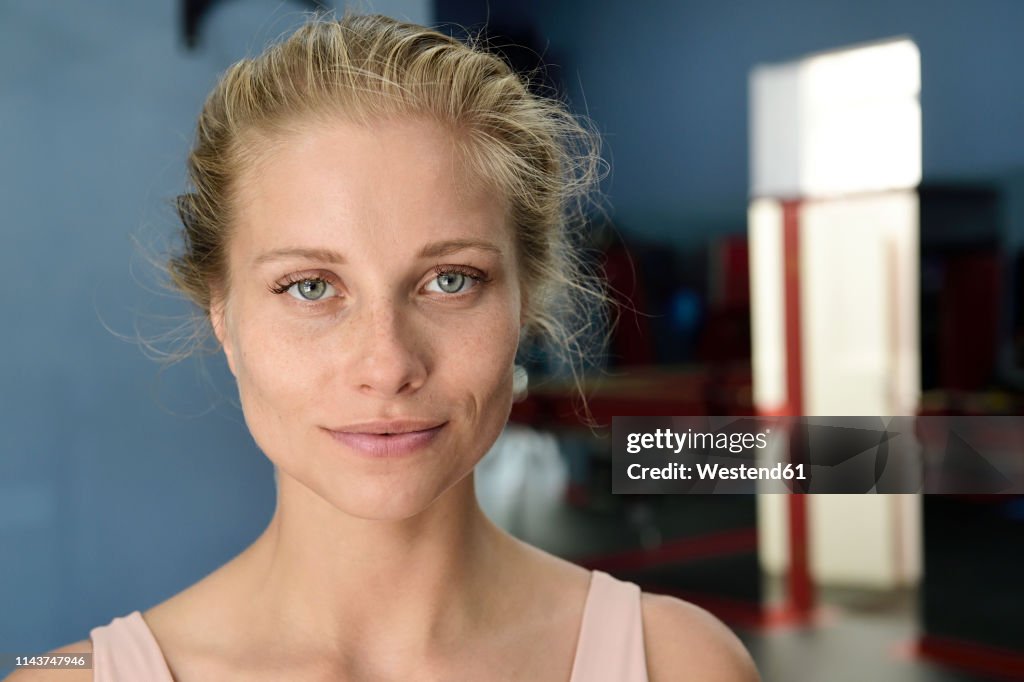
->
[750, 38, 921, 199]
[801, 40, 921, 197]
[809, 495, 901, 587]
[750, 62, 802, 199]
[748, 198, 787, 412]
[887, 195, 922, 416]
[756, 462, 788, 575]
[800, 193, 921, 588]
[749, 40, 922, 589]
[799, 192, 918, 415]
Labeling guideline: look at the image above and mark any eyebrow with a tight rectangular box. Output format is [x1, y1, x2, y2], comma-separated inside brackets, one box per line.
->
[254, 247, 346, 266]
[253, 239, 503, 266]
[418, 238, 503, 258]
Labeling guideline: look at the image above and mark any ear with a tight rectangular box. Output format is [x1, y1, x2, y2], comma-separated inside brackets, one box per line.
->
[209, 290, 237, 378]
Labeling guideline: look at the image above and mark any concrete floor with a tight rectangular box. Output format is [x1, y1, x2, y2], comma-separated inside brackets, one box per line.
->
[738, 581, 1011, 682]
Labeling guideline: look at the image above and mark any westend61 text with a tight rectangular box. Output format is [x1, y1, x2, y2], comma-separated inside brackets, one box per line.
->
[627, 462, 806, 481]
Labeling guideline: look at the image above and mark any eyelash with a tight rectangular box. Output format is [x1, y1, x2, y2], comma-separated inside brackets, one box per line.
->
[426, 264, 491, 294]
[267, 265, 491, 301]
[267, 271, 335, 297]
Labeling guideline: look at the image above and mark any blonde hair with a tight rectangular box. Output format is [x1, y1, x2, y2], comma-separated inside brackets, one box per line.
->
[169, 13, 609, 403]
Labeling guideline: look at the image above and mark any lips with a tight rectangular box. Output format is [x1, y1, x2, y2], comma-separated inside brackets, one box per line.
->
[331, 419, 447, 435]
[324, 420, 447, 458]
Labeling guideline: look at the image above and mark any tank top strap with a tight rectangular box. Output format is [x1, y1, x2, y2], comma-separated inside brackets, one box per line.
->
[569, 570, 649, 682]
[89, 611, 175, 682]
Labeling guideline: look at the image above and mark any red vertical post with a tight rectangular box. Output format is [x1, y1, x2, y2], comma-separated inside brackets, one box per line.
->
[782, 200, 814, 617]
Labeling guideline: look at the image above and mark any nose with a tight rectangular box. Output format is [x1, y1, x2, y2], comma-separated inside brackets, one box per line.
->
[348, 298, 429, 397]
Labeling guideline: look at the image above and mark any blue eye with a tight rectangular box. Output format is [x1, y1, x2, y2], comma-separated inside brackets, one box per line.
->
[287, 278, 335, 301]
[436, 272, 467, 293]
[426, 269, 483, 295]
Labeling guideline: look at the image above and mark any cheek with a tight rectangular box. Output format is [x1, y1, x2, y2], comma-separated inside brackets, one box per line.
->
[441, 303, 520, 428]
[229, 315, 330, 460]
[476, 315, 519, 389]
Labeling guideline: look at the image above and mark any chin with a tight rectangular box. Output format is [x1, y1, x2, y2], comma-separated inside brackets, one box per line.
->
[303, 461, 472, 522]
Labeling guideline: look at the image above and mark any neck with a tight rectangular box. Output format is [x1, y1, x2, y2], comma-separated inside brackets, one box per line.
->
[238, 468, 514, 663]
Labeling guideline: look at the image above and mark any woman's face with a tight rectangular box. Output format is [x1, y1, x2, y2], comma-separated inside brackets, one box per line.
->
[213, 117, 522, 520]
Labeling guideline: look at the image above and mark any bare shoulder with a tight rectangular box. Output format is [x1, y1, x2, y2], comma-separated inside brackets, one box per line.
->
[3, 639, 93, 682]
[641, 592, 760, 682]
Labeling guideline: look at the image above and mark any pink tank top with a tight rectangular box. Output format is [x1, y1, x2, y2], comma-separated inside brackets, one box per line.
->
[89, 570, 648, 681]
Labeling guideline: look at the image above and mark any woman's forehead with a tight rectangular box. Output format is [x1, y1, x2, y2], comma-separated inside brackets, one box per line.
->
[231, 117, 513, 256]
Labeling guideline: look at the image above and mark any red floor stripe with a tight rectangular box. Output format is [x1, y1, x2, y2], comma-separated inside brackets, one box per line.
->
[913, 635, 1024, 681]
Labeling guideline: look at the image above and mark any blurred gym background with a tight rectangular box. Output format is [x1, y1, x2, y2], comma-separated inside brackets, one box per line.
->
[3, 1, 1024, 680]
